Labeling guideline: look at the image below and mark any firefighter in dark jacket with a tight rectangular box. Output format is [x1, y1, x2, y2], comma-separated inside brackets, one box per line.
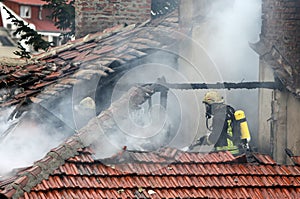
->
[189, 91, 243, 154]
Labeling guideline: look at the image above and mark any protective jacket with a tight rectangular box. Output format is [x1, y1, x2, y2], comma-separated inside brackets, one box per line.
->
[207, 103, 241, 154]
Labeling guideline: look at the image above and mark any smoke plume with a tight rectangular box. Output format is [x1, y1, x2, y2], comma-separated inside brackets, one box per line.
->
[187, 0, 262, 144]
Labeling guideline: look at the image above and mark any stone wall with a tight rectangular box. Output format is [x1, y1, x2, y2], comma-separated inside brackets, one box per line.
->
[75, 0, 151, 38]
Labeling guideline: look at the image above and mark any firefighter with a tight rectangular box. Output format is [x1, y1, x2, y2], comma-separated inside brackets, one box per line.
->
[74, 97, 96, 129]
[189, 91, 242, 154]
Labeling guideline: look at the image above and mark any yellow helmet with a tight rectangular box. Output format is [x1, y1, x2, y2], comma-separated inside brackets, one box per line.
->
[78, 97, 96, 110]
[203, 91, 224, 104]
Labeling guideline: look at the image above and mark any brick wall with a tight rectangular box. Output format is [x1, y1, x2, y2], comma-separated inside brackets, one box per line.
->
[75, 0, 151, 38]
[261, 0, 300, 71]
[258, 0, 300, 163]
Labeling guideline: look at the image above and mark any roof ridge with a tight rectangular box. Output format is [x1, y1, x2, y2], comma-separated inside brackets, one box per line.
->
[0, 57, 38, 67]
[0, 135, 84, 198]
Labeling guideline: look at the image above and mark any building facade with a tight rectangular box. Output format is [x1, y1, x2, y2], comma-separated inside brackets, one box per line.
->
[254, 0, 300, 163]
[0, 0, 66, 53]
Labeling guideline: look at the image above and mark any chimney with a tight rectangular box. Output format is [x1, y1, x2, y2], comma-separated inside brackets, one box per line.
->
[75, 0, 152, 38]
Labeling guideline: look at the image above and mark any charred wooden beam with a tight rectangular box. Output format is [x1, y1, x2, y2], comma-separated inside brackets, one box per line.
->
[142, 81, 283, 91]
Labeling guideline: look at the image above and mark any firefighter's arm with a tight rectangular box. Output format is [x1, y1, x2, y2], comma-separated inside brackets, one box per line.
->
[207, 115, 224, 145]
[188, 133, 212, 150]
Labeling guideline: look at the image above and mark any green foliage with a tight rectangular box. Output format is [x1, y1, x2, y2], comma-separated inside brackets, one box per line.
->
[14, 42, 31, 59]
[151, 0, 179, 18]
[42, 0, 75, 38]
[4, 0, 178, 58]
[3, 7, 51, 58]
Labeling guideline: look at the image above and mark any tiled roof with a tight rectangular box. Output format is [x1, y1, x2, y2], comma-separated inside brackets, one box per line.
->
[1, 147, 300, 198]
[1, 7, 299, 199]
[0, 86, 300, 199]
[6, 0, 48, 6]
[0, 11, 179, 109]
[26, 18, 61, 32]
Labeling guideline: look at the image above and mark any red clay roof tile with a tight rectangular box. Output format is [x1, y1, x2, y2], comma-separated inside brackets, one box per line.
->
[290, 156, 300, 166]
[253, 153, 277, 165]
[0, 188, 16, 198]
[76, 42, 98, 52]
[93, 45, 117, 55]
[27, 18, 60, 32]
[13, 90, 38, 99]
[40, 179, 49, 190]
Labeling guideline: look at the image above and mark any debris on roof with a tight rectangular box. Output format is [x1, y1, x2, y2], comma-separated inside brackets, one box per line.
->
[1, 6, 299, 198]
[0, 85, 300, 199]
[0, 11, 180, 111]
[1, 146, 300, 198]
[286, 148, 300, 166]
[0, 10, 181, 192]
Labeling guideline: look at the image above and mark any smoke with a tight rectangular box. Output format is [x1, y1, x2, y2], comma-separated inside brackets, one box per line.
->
[203, 0, 261, 81]
[189, 0, 262, 144]
[0, 123, 64, 176]
[91, 0, 263, 155]
[0, 98, 78, 176]
[107, 61, 198, 151]
[0, 0, 262, 176]
[93, 105, 172, 159]
[0, 107, 15, 135]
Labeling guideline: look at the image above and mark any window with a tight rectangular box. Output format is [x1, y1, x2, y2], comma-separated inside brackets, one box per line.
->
[6, 23, 12, 30]
[0, 36, 14, 46]
[20, 6, 31, 18]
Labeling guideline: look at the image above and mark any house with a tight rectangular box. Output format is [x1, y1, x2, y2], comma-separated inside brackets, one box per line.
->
[0, 0, 300, 198]
[0, 0, 67, 52]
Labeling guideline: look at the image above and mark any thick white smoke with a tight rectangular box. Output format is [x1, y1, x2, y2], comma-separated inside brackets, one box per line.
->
[91, 0, 263, 154]
[192, 0, 262, 143]
[0, 103, 75, 176]
[0, 120, 67, 175]
[203, 0, 261, 81]
[0, 0, 262, 176]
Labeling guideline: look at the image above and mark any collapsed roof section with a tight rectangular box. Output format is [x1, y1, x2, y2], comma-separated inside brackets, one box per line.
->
[0, 11, 180, 110]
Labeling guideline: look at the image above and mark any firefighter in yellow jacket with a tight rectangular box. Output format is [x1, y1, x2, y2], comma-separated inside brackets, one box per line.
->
[189, 91, 251, 154]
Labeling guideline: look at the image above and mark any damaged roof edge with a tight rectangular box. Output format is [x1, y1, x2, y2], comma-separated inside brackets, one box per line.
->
[250, 39, 300, 97]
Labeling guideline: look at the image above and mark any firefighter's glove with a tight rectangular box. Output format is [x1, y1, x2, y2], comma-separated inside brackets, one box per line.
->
[197, 135, 210, 145]
[188, 135, 210, 150]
